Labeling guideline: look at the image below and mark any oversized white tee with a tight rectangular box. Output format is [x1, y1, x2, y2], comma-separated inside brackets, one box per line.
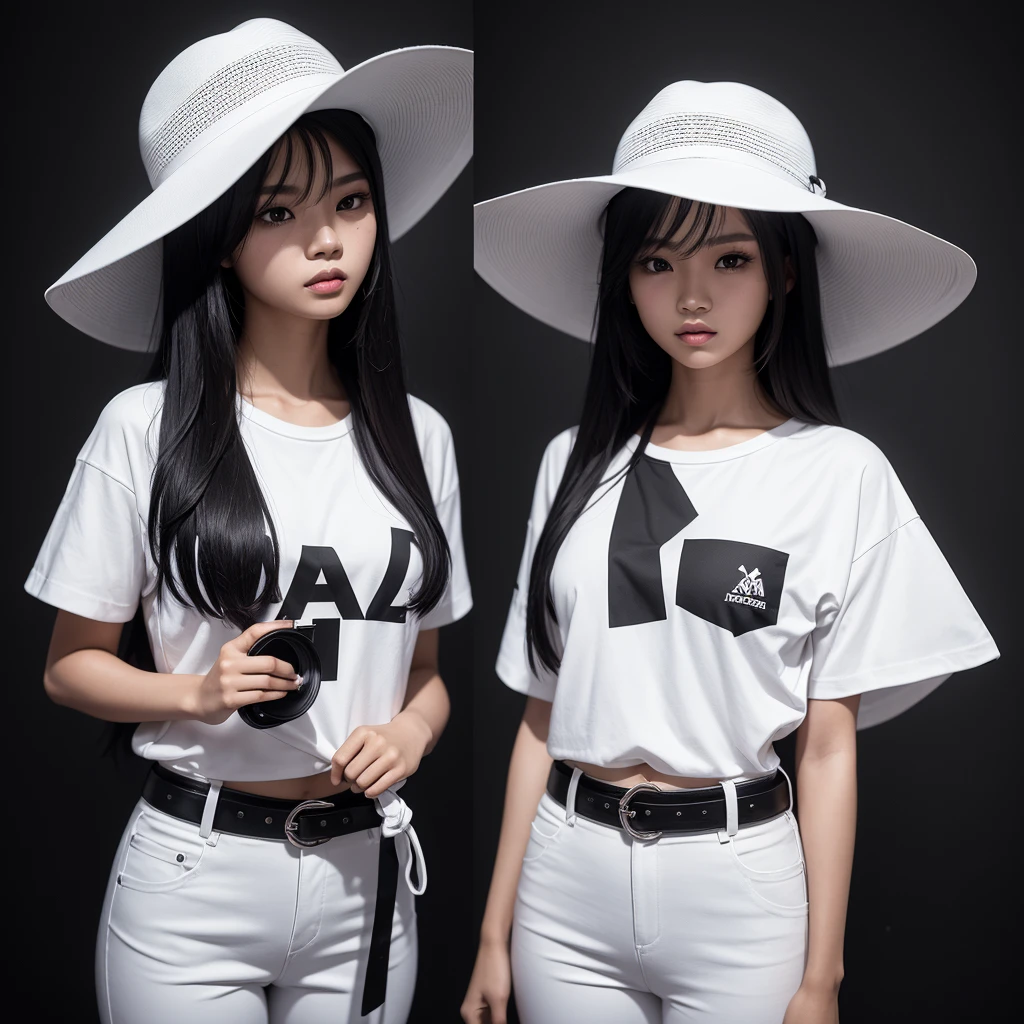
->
[497, 420, 998, 780]
[26, 382, 472, 782]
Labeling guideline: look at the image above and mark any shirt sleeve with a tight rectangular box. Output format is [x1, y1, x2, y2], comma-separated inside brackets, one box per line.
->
[807, 454, 998, 729]
[494, 429, 576, 701]
[24, 401, 149, 623]
[415, 419, 473, 631]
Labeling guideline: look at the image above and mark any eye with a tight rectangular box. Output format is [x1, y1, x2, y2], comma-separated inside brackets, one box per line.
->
[338, 191, 371, 212]
[257, 206, 293, 225]
[716, 251, 755, 271]
[639, 256, 672, 273]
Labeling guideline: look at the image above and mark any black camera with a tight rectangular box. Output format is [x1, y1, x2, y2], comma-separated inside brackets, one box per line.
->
[238, 624, 322, 729]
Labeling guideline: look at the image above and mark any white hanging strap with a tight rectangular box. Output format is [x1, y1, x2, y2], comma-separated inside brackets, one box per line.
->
[199, 780, 223, 841]
[565, 766, 583, 826]
[375, 789, 428, 896]
[776, 764, 795, 814]
[717, 778, 739, 843]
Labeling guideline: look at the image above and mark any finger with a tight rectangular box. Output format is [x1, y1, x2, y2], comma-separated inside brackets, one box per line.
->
[235, 689, 291, 708]
[330, 728, 370, 776]
[234, 674, 301, 692]
[241, 655, 301, 680]
[232, 618, 294, 650]
[331, 730, 368, 786]
[342, 740, 388, 789]
[363, 765, 406, 799]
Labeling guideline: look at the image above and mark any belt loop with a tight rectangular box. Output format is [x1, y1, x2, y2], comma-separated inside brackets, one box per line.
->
[565, 766, 583, 826]
[776, 764, 795, 814]
[716, 778, 738, 844]
[198, 780, 222, 841]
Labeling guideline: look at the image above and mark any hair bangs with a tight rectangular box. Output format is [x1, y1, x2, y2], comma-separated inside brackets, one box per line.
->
[638, 197, 725, 260]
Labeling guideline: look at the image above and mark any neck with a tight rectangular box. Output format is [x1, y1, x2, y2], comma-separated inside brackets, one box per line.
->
[658, 339, 783, 435]
[235, 294, 344, 402]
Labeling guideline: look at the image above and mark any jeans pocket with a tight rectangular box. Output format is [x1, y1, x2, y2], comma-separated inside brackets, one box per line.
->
[725, 810, 808, 917]
[522, 795, 569, 865]
[117, 807, 208, 894]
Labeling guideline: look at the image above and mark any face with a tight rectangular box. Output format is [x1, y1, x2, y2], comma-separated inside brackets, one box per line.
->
[627, 204, 793, 371]
[222, 133, 377, 322]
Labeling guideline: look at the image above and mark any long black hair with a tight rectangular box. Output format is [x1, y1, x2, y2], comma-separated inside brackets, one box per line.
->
[525, 189, 841, 676]
[108, 111, 450, 758]
[146, 108, 451, 630]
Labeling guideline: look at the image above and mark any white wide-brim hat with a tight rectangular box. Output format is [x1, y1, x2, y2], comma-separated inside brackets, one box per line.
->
[47, 18, 473, 351]
[474, 81, 974, 366]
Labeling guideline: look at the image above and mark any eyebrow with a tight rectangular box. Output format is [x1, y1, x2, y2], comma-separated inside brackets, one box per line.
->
[704, 232, 756, 245]
[259, 171, 368, 197]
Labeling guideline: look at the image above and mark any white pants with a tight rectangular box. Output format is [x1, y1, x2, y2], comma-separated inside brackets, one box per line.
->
[96, 797, 417, 1023]
[511, 786, 809, 1024]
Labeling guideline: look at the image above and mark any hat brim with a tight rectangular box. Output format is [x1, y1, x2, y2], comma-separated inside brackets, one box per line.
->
[474, 156, 976, 366]
[47, 46, 473, 351]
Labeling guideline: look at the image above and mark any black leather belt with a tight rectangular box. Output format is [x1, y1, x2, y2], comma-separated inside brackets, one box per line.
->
[546, 759, 789, 839]
[142, 765, 401, 1016]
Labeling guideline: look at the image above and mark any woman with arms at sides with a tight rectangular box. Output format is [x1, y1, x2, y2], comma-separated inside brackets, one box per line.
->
[463, 80, 997, 1024]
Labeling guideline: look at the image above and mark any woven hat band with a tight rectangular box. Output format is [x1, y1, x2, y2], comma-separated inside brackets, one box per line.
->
[612, 112, 817, 191]
[142, 43, 342, 186]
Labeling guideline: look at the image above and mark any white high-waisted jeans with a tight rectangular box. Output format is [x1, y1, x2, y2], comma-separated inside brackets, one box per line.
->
[511, 774, 809, 1024]
[96, 795, 417, 1023]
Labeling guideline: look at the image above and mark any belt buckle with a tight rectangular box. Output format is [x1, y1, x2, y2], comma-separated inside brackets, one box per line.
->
[618, 782, 663, 841]
[284, 799, 336, 849]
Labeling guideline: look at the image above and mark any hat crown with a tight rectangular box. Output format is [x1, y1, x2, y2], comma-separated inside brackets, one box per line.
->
[613, 81, 817, 190]
[138, 19, 343, 187]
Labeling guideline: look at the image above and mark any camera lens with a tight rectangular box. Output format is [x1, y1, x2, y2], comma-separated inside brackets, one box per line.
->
[238, 627, 322, 729]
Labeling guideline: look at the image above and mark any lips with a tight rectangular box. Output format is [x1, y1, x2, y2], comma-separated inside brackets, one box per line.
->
[305, 268, 346, 295]
[676, 322, 717, 346]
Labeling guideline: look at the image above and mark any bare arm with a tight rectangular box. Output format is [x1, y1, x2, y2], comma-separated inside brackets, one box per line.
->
[331, 627, 452, 798]
[43, 609, 302, 724]
[461, 696, 553, 1024]
[786, 692, 860, 1020]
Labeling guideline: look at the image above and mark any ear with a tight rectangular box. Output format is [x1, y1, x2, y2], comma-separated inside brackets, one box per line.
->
[783, 254, 796, 295]
[220, 256, 234, 269]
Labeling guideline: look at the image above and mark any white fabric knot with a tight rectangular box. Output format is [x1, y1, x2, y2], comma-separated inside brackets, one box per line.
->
[375, 789, 427, 896]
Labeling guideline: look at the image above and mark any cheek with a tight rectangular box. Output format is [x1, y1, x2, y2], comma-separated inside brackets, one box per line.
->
[232, 232, 297, 291]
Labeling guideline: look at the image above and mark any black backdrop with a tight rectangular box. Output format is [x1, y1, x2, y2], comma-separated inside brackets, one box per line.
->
[5, 1, 1019, 1022]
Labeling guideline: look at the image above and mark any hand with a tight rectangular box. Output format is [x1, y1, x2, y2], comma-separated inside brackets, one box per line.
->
[783, 981, 841, 1024]
[329, 710, 432, 798]
[186, 620, 301, 725]
[460, 936, 512, 1024]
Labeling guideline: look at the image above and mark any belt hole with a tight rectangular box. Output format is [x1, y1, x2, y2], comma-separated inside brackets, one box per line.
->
[343, 817, 349, 824]
[750, 803, 755, 808]
[265, 817, 273, 825]
[644, 809, 651, 816]
[320, 819, 327, 827]
[702, 810, 707, 815]
[587, 796, 593, 803]
[237, 811, 245, 819]
[603, 802, 610, 809]
[676, 811, 682, 816]
[166, 794, 172, 801]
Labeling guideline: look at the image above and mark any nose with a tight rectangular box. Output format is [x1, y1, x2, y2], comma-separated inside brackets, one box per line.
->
[306, 223, 342, 262]
[675, 266, 711, 315]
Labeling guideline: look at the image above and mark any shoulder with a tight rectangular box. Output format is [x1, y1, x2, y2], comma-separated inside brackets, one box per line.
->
[407, 394, 459, 502]
[78, 382, 164, 484]
[793, 422, 918, 552]
[537, 425, 578, 486]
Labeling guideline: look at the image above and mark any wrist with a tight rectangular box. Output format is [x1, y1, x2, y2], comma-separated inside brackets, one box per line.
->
[178, 675, 204, 720]
[479, 923, 511, 948]
[393, 707, 433, 752]
[801, 967, 844, 993]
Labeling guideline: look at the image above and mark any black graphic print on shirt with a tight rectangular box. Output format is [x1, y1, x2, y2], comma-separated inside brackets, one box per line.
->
[676, 539, 789, 636]
[607, 456, 698, 626]
[279, 528, 415, 679]
[606, 457, 789, 636]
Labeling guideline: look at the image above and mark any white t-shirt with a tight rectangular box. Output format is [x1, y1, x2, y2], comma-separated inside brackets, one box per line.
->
[26, 382, 473, 782]
[496, 419, 998, 781]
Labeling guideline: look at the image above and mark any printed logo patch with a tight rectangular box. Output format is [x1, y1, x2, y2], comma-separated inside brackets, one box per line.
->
[675, 540, 789, 636]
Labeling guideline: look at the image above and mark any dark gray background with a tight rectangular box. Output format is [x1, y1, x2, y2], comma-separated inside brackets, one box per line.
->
[470, 2, 1016, 1022]
[7, 2, 473, 1021]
